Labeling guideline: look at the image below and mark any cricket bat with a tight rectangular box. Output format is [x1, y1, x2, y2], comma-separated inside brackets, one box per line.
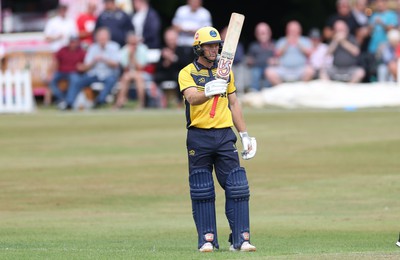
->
[210, 12, 245, 118]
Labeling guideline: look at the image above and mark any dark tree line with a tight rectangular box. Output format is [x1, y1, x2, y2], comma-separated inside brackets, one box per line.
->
[151, 0, 337, 48]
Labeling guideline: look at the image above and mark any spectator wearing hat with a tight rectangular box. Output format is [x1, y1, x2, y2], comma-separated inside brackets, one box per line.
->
[49, 36, 86, 110]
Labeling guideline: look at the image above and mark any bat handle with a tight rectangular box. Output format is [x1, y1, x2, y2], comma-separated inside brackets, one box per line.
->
[210, 95, 219, 118]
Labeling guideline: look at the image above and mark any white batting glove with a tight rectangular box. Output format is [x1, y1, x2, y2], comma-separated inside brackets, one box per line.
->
[239, 132, 257, 160]
[204, 79, 227, 98]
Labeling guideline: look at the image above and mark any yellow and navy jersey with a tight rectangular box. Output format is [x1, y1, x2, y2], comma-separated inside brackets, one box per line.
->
[178, 59, 236, 129]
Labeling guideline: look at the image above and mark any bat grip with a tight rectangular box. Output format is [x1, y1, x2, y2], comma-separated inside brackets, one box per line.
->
[210, 95, 219, 118]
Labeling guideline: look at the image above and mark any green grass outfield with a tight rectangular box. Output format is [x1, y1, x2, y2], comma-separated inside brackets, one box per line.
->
[1, 108, 400, 259]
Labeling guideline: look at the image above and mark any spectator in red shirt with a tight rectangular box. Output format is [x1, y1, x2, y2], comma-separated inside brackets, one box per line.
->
[49, 36, 86, 110]
[76, 1, 97, 49]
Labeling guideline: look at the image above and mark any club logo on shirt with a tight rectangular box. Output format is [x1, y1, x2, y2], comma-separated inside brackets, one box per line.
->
[189, 150, 195, 156]
[198, 77, 206, 84]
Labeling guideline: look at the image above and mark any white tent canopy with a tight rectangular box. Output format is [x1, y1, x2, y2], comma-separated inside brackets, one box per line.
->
[241, 80, 400, 109]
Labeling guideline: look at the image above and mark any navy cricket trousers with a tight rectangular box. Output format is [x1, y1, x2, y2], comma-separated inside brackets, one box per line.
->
[186, 127, 240, 189]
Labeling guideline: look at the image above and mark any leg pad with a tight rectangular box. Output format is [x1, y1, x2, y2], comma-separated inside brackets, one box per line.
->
[225, 167, 251, 249]
[189, 168, 219, 249]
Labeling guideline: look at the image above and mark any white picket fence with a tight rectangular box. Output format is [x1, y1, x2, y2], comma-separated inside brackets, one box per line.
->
[0, 70, 35, 113]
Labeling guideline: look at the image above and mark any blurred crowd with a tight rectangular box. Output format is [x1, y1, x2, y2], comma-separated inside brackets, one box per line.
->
[38, 0, 400, 110]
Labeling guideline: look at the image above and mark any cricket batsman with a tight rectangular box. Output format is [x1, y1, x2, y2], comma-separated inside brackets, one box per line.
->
[178, 26, 257, 252]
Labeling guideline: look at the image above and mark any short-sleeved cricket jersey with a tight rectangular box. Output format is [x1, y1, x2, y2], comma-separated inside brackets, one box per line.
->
[178, 60, 236, 129]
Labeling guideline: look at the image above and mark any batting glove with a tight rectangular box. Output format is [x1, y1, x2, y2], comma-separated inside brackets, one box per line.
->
[204, 79, 227, 98]
[239, 132, 257, 160]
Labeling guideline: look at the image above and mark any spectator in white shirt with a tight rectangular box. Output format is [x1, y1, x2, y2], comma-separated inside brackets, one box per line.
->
[44, 4, 78, 52]
[172, 0, 212, 64]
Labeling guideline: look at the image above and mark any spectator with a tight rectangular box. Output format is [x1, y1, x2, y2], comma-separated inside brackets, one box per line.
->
[350, 0, 374, 82]
[95, 0, 134, 48]
[376, 29, 400, 82]
[131, 0, 161, 49]
[308, 28, 331, 79]
[352, 0, 369, 27]
[76, 1, 98, 49]
[367, 0, 398, 55]
[320, 20, 365, 83]
[265, 20, 314, 86]
[44, 4, 78, 52]
[351, 0, 370, 50]
[397, 0, 400, 26]
[114, 32, 149, 109]
[246, 22, 275, 92]
[153, 27, 186, 106]
[220, 25, 248, 95]
[49, 36, 86, 110]
[172, 0, 212, 65]
[323, 0, 361, 42]
[64, 27, 120, 109]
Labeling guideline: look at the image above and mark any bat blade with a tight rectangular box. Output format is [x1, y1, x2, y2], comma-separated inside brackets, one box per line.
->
[217, 13, 245, 79]
[210, 13, 245, 118]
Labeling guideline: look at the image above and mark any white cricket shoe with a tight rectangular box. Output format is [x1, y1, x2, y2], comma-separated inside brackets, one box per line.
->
[396, 240, 400, 247]
[229, 241, 256, 252]
[199, 242, 214, 252]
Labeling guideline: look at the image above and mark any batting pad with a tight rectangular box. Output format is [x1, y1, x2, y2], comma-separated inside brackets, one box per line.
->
[225, 167, 251, 249]
[189, 168, 219, 249]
